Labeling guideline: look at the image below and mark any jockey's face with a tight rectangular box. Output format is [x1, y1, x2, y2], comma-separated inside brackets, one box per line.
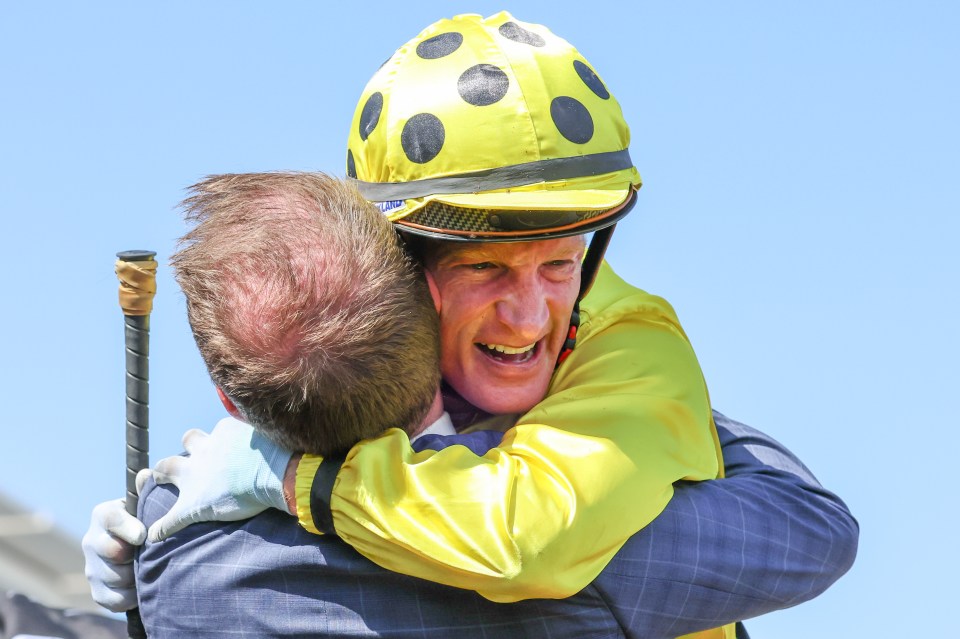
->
[423, 236, 584, 415]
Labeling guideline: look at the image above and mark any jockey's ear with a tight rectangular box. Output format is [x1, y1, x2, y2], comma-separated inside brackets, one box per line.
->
[216, 387, 245, 421]
[424, 268, 442, 314]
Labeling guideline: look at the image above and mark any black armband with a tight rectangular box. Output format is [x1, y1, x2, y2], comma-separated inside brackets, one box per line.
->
[309, 454, 346, 535]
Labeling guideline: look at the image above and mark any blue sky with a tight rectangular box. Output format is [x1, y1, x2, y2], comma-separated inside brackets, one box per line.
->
[1, 2, 957, 636]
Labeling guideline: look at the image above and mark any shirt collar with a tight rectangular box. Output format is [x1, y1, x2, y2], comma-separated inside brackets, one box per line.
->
[410, 411, 456, 442]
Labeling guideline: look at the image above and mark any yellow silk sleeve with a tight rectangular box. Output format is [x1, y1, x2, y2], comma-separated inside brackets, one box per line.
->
[295, 262, 721, 602]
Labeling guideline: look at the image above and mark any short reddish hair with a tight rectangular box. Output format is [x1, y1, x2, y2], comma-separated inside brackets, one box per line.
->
[172, 172, 440, 456]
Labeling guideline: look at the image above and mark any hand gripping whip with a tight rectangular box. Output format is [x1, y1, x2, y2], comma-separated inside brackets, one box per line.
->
[115, 250, 157, 639]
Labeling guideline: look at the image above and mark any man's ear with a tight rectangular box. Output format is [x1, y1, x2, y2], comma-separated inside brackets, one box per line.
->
[216, 386, 245, 421]
[424, 268, 442, 314]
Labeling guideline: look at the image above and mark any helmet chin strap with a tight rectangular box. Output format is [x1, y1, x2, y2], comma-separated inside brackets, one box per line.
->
[556, 223, 617, 367]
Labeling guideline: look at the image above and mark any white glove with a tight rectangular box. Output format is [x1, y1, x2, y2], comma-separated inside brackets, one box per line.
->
[81, 498, 146, 612]
[145, 417, 292, 542]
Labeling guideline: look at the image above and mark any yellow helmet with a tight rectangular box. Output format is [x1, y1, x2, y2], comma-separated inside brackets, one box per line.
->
[346, 11, 642, 241]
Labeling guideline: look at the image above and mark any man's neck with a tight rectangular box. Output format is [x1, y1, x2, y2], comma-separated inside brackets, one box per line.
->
[408, 388, 446, 439]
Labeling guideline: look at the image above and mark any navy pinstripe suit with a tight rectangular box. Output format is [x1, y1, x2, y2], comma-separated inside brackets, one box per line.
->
[136, 413, 857, 638]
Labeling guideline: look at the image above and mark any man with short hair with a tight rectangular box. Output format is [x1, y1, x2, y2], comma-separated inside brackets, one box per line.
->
[169, 170, 442, 457]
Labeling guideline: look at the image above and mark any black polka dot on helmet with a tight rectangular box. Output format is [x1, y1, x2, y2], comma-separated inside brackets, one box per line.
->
[458, 64, 510, 106]
[400, 113, 445, 164]
[358, 92, 383, 142]
[498, 21, 546, 47]
[416, 32, 464, 59]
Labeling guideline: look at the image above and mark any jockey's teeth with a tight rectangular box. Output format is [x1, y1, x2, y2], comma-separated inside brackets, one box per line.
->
[481, 343, 535, 355]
